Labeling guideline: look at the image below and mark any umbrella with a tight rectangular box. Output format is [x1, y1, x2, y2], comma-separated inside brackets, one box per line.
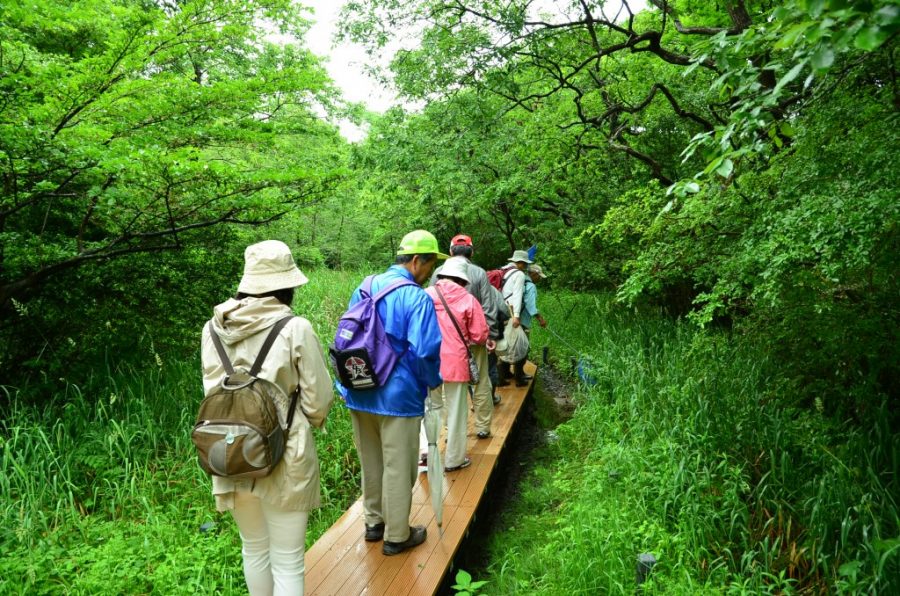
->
[424, 395, 444, 535]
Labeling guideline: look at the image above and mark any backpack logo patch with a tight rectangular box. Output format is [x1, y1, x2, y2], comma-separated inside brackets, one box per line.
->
[345, 356, 371, 380]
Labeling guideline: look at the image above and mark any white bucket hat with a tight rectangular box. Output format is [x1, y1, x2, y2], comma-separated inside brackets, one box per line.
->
[507, 249, 533, 264]
[437, 256, 470, 283]
[238, 240, 308, 294]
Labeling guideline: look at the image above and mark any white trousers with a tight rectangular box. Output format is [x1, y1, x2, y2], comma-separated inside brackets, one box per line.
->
[231, 491, 309, 596]
[421, 382, 469, 469]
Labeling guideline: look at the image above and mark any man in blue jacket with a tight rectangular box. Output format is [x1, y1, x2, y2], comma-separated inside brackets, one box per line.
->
[338, 230, 447, 556]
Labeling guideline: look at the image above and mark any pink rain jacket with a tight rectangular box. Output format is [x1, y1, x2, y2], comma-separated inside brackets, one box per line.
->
[426, 279, 489, 382]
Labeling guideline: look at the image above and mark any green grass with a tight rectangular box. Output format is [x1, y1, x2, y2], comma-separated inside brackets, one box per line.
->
[1, 273, 896, 594]
[0, 270, 368, 595]
[480, 290, 899, 594]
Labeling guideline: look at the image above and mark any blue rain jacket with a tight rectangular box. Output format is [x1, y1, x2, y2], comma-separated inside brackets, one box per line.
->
[521, 279, 540, 329]
[337, 266, 443, 417]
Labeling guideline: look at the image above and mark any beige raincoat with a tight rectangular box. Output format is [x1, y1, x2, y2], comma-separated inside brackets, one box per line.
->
[200, 296, 334, 512]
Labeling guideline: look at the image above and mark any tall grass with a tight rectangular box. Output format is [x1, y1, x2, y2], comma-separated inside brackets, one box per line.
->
[482, 290, 898, 594]
[3, 273, 896, 593]
[0, 269, 368, 594]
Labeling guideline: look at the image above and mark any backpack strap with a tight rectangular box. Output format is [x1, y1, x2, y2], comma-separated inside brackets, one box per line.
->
[501, 267, 521, 300]
[251, 316, 301, 431]
[358, 274, 377, 299]
[248, 315, 294, 377]
[209, 315, 301, 430]
[208, 315, 294, 376]
[374, 279, 417, 302]
[367, 277, 418, 303]
[434, 285, 473, 358]
[358, 274, 415, 302]
[208, 321, 236, 376]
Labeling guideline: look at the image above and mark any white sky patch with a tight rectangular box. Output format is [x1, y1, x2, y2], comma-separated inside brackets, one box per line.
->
[304, 2, 397, 112]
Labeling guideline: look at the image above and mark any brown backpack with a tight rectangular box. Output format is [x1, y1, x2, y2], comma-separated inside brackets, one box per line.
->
[192, 316, 300, 479]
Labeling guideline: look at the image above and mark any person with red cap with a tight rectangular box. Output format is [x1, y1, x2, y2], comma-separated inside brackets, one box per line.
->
[431, 234, 505, 438]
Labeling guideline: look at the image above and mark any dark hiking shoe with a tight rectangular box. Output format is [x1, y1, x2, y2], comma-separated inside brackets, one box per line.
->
[365, 522, 385, 542]
[492, 394, 501, 405]
[382, 525, 427, 556]
[477, 431, 491, 439]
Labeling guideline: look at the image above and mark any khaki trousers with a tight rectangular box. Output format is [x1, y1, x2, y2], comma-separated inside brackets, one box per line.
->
[349, 410, 420, 543]
[470, 344, 492, 434]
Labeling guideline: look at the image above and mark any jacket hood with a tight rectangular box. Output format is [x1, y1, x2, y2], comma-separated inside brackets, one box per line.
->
[430, 278, 471, 304]
[210, 297, 293, 346]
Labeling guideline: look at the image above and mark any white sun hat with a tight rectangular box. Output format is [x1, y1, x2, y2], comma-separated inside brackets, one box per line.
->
[237, 240, 308, 294]
[437, 256, 470, 283]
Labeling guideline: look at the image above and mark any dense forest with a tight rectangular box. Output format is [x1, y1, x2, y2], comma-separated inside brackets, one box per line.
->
[1, 0, 897, 593]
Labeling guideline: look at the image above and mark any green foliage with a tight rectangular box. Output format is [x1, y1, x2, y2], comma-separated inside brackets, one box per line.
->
[338, 1, 898, 394]
[0, 270, 363, 593]
[0, 0, 896, 592]
[674, 0, 900, 194]
[452, 568, 488, 595]
[0, 0, 348, 310]
[573, 184, 669, 289]
[485, 291, 899, 593]
[0, 0, 357, 389]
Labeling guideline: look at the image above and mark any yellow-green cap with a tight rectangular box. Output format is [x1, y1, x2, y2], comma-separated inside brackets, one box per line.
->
[396, 230, 450, 259]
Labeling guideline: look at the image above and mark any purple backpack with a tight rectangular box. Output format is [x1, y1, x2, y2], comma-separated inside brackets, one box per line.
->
[330, 275, 417, 391]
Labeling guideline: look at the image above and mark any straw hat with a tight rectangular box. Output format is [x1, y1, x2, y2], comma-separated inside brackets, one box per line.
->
[437, 256, 470, 283]
[507, 249, 533, 264]
[237, 240, 308, 294]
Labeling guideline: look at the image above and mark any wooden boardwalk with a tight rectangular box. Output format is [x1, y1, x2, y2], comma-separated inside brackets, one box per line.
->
[305, 361, 537, 596]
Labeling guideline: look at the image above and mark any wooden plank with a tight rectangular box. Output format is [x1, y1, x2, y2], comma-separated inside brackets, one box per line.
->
[306, 362, 536, 595]
[305, 500, 365, 572]
[314, 501, 429, 596]
[460, 454, 496, 508]
[388, 504, 475, 596]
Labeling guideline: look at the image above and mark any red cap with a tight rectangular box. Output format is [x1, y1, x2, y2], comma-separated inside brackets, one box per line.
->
[451, 234, 473, 247]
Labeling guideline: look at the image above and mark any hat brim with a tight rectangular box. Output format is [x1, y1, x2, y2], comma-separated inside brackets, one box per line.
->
[508, 257, 533, 264]
[438, 273, 470, 284]
[237, 267, 308, 294]
[398, 249, 450, 260]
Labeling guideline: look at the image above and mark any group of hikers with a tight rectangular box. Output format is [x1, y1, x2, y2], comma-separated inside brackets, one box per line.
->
[198, 230, 548, 595]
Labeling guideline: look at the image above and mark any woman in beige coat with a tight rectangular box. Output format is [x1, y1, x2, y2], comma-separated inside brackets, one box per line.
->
[201, 240, 334, 596]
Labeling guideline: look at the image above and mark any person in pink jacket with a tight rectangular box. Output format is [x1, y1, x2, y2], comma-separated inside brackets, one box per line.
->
[424, 256, 490, 471]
